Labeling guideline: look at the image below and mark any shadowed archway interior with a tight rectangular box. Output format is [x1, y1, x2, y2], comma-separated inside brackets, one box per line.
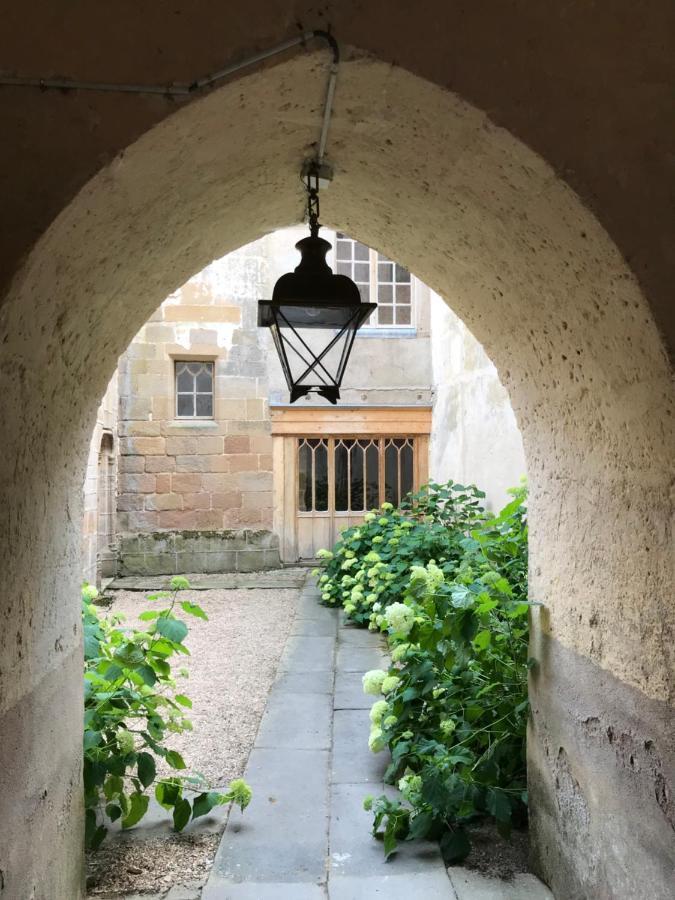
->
[0, 49, 672, 899]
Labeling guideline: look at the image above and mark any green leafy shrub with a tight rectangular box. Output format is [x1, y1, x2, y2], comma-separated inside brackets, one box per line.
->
[82, 576, 251, 849]
[316, 480, 532, 861]
[315, 482, 488, 625]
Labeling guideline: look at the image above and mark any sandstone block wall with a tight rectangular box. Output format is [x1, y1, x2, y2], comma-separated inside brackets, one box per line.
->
[116, 246, 276, 564]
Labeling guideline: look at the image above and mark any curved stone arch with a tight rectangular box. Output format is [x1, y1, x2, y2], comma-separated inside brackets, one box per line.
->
[0, 49, 672, 898]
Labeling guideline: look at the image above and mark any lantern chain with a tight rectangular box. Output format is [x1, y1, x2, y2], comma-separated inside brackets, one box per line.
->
[306, 166, 321, 238]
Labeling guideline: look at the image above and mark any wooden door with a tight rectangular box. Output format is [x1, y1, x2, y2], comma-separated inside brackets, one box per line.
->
[294, 436, 420, 560]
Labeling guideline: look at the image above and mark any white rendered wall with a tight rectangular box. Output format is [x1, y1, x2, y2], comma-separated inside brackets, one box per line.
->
[429, 290, 526, 510]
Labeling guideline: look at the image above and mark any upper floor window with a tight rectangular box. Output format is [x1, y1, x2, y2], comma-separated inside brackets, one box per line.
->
[335, 233, 413, 327]
[175, 361, 214, 418]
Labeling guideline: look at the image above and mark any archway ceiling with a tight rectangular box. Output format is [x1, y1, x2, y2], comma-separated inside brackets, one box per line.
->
[0, 3, 674, 356]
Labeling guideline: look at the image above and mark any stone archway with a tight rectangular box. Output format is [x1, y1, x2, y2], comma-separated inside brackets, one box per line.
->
[0, 49, 672, 898]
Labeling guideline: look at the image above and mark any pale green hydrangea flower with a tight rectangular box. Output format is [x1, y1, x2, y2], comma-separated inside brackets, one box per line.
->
[391, 642, 409, 662]
[368, 727, 386, 753]
[81, 582, 99, 602]
[363, 512, 376, 523]
[383, 715, 397, 728]
[398, 773, 423, 800]
[317, 548, 333, 560]
[228, 778, 253, 810]
[384, 602, 415, 635]
[440, 719, 456, 736]
[381, 502, 394, 511]
[381, 675, 401, 694]
[362, 669, 387, 696]
[369, 699, 389, 725]
[116, 728, 135, 754]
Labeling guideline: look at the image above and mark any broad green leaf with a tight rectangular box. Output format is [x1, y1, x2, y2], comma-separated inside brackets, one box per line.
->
[192, 791, 220, 820]
[105, 803, 122, 822]
[181, 600, 208, 620]
[155, 616, 189, 644]
[486, 787, 512, 823]
[138, 610, 159, 621]
[440, 828, 471, 864]
[165, 750, 187, 770]
[473, 630, 491, 650]
[155, 780, 181, 809]
[174, 694, 193, 709]
[173, 798, 192, 831]
[83, 730, 102, 750]
[137, 752, 156, 788]
[121, 792, 149, 829]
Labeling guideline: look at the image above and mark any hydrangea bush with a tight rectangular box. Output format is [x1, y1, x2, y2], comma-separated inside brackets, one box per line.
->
[82, 577, 252, 849]
[315, 480, 532, 861]
[316, 482, 488, 626]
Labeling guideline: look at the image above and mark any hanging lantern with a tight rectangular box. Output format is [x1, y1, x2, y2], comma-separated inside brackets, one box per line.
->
[258, 166, 376, 403]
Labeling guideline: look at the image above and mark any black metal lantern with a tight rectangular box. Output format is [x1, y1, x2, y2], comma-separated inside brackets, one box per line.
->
[258, 167, 376, 403]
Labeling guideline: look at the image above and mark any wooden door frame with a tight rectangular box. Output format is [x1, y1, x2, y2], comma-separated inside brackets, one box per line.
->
[271, 405, 432, 563]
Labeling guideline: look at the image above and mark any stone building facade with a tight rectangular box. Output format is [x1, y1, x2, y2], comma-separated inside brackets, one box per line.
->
[83, 227, 525, 581]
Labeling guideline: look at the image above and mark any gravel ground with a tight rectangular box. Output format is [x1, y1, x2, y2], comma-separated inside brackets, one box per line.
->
[86, 584, 300, 897]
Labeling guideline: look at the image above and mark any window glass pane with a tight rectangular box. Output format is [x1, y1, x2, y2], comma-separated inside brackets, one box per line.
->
[395, 263, 411, 283]
[176, 366, 192, 392]
[298, 441, 312, 512]
[379, 283, 393, 303]
[314, 442, 328, 512]
[378, 306, 394, 326]
[187, 363, 202, 375]
[354, 262, 370, 282]
[177, 394, 194, 417]
[395, 306, 412, 325]
[400, 442, 414, 499]
[336, 241, 352, 261]
[358, 283, 370, 303]
[337, 261, 352, 277]
[350, 443, 364, 510]
[385, 443, 399, 506]
[396, 284, 411, 304]
[196, 394, 213, 417]
[365, 443, 379, 508]
[354, 242, 369, 261]
[378, 262, 393, 282]
[334, 443, 348, 511]
[196, 365, 213, 391]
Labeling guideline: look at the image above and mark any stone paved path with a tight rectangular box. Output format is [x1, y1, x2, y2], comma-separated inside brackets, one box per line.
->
[202, 581, 451, 898]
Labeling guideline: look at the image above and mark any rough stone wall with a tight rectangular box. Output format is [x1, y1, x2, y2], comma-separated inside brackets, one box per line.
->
[0, 52, 672, 900]
[81, 374, 118, 584]
[429, 292, 527, 510]
[116, 244, 276, 570]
